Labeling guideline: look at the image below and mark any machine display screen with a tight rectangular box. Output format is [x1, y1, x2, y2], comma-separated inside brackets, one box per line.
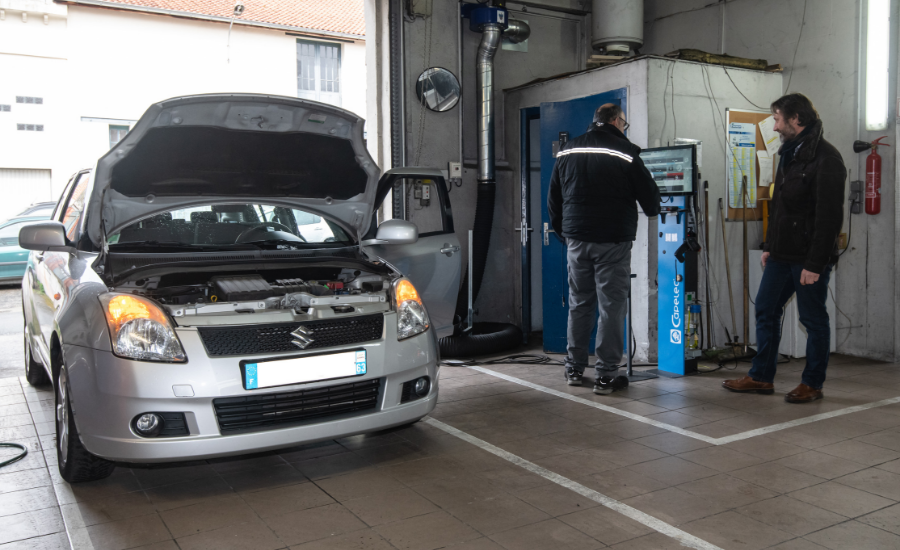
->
[640, 145, 696, 195]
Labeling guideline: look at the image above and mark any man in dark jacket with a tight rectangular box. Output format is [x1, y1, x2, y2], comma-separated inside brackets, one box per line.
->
[724, 93, 846, 403]
[548, 103, 661, 394]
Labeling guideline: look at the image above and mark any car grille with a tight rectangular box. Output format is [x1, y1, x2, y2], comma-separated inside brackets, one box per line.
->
[213, 378, 381, 434]
[197, 314, 384, 356]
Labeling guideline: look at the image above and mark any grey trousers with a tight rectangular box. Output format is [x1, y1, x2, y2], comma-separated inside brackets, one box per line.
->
[564, 239, 632, 377]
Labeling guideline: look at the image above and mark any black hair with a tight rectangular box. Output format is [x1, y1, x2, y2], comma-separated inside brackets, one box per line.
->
[770, 92, 819, 127]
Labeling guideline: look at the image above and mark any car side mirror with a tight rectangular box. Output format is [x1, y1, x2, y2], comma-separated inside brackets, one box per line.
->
[19, 222, 74, 252]
[361, 219, 418, 246]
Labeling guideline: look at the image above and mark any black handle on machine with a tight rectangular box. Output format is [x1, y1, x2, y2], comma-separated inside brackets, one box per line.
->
[674, 229, 701, 263]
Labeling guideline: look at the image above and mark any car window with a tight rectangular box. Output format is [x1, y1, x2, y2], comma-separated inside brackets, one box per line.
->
[53, 176, 77, 222]
[27, 207, 54, 218]
[111, 203, 350, 246]
[0, 220, 42, 246]
[61, 173, 91, 242]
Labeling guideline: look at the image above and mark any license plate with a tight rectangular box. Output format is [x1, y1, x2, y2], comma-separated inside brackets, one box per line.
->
[242, 350, 367, 390]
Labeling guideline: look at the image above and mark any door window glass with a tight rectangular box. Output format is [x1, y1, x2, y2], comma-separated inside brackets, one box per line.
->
[61, 173, 91, 242]
[296, 39, 342, 106]
[0, 221, 42, 246]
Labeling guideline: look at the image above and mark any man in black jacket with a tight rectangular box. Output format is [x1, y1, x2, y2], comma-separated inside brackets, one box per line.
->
[548, 103, 661, 394]
[724, 93, 846, 403]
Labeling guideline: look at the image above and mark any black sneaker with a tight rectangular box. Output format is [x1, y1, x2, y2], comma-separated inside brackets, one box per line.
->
[565, 368, 583, 386]
[593, 375, 629, 395]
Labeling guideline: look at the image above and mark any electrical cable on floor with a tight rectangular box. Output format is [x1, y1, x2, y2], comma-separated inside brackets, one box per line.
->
[0, 442, 27, 469]
[442, 354, 567, 367]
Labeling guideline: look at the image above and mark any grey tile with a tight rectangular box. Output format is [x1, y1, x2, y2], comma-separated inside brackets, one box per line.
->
[220, 464, 309, 493]
[818, 439, 900, 466]
[0, 485, 58, 516]
[294, 452, 373, 480]
[858, 502, 900, 535]
[608, 532, 705, 549]
[441, 493, 551, 535]
[722, 436, 806, 461]
[593, 420, 668, 440]
[175, 517, 283, 550]
[836, 467, 900, 501]
[159, 494, 255, 538]
[207, 452, 287, 475]
[81, 513, 172, 550]
[279, 440, 347, 463]
[677, 446, 765, 472]
[775, 450, 868, 479]
[145, 476, 235, 511]
[622, 487, 729, 525]
[343, 487, 438, 526]
[677, 472, 778, 508]
[513, 483, 599, 517]
[578, 441, 668, 468]
[374, 510, 481, 550]
[632, 432, 711, 454]
[639, 393, 706, 410]
[0, 531, 70, 550]
[264, 502, 368, 546]
[314, 469, 405, 502]
[577, 467, 671, 500]
[791, 481, 896, 518]
[131, 463, 219, 490]
[242, 481, 335, 518]
[628, 456, 718, 485]
[679, 403, 743, 422]
[681, 510, 793, 550]
[488, 518, 602, 550]
[642, 410, 711, 428]
[289, 528, 397, 549]
[736, 496, 847, 536]
[378, 456, 470, 487]
[57, 470, 142, 504]
[731, 463, 826, 493]
[0, 507, 65, 545]
[0, 467, 51, 494]
[476, 466, 550, 493]
[60, 490, 157, 528]
[558, 506, 653, 546]
[766, 539, 829, 550]
[806, 520, 900, 550]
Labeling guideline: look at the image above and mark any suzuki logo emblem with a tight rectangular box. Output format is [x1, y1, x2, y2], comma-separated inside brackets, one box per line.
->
[290, 326, 315, 349]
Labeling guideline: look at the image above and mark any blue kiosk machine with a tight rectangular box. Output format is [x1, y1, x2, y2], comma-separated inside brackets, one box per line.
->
[641, 145, 702, 376]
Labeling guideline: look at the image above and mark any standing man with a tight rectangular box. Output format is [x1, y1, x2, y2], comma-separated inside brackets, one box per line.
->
[548, 103, 661, 395]
[723, 93, 846, 403]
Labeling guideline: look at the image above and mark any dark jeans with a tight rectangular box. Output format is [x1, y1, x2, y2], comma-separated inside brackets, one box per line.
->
[749, 258, 832, 389]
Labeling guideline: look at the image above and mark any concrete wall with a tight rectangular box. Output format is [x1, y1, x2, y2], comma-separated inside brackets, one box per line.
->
[0, 3, 366, 221]
[643, 0, 898, 360]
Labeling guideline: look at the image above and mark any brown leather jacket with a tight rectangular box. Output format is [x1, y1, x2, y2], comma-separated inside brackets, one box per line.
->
[764, 119, 846, 274]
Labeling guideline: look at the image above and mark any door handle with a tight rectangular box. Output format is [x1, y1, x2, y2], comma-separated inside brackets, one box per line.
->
[440, 244, 460, 257]
[514, 220, 533, 246]
[543, 223, 555, 246]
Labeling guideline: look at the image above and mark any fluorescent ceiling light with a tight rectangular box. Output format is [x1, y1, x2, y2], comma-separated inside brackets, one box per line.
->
[866, 0, 890, 131]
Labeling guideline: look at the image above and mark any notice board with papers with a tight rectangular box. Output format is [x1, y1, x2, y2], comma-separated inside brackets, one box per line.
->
[725, 108, 775, 221]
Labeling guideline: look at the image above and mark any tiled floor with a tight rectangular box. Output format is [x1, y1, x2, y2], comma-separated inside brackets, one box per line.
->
[3, 354, 900, 549]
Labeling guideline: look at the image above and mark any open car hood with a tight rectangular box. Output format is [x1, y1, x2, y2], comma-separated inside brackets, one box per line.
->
[86, 94, 379, 247]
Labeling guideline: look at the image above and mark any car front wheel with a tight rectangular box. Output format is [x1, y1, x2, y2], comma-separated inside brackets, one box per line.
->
[55, 364, 115, 483]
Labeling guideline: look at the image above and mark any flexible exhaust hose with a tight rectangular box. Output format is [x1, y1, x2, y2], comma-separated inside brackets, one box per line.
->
[441, 23, 522, 358]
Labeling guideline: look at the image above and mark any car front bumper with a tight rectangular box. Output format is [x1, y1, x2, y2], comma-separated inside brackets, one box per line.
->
[63, 319, 438, 463]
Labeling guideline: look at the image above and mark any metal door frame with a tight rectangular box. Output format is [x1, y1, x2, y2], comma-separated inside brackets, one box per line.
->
[519, 107, 540, 342]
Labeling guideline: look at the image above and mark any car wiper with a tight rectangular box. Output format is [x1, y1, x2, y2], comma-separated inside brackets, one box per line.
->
[239, 239, 312, 248]
[109, 240, 254, 251]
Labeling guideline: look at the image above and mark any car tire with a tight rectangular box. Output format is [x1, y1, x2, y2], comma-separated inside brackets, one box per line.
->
[55, 363, 115, 483]
[24, 325, 50, 386]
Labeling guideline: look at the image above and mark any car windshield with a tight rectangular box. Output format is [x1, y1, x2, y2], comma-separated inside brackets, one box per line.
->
[0, 220, 45, 247]
[109, 203, 352, 247]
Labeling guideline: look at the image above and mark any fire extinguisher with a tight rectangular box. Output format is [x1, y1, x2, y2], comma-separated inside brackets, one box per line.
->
[854, 137, 891, 215]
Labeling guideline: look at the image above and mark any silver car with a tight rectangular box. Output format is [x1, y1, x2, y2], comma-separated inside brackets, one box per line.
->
[20, 94, 461, 483]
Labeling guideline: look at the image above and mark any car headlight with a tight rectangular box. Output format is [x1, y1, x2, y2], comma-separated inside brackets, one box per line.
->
[99, 294, 187, 362]
[393, 279, 429, 340]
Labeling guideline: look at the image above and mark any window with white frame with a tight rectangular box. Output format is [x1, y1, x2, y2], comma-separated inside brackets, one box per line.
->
[296, 39, 341, 106]
[109, 125, 129, 148]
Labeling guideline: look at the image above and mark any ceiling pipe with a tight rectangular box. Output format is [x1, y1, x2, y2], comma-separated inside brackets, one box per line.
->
[591, 0, 643, 55]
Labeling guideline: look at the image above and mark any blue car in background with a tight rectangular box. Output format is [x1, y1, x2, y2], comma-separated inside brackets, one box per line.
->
[0, 202, 56, 282]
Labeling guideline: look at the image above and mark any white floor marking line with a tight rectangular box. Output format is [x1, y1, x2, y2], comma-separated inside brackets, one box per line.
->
[469, 366, 719, 444]
[714, 395, 900, 444]
[424, 417, 724, 550]
[470, 367, 900, 446]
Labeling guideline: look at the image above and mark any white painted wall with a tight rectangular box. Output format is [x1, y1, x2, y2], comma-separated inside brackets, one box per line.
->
[0, 3, 366, 222]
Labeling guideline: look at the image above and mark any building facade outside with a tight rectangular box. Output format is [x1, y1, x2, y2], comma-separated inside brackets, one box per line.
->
[0, 0, 366, 222]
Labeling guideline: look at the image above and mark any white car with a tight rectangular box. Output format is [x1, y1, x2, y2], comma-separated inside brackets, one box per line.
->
[20, 94, 461, 482]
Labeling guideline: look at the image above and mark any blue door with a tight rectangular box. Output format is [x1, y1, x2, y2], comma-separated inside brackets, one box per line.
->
[539, 88, 627, 353]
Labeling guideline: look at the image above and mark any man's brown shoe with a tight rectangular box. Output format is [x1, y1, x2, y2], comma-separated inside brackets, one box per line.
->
[785, 383, 823, 403]
[722, 376, 774, 394]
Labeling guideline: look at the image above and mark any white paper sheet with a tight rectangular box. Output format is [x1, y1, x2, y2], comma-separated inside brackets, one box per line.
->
[728, 122, 757, 209]
[757, 151, 774, 187]
[758, 115, 781, 157]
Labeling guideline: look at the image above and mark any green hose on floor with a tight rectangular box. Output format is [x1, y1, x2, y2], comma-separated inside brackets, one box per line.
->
[0, 442, 27, 468]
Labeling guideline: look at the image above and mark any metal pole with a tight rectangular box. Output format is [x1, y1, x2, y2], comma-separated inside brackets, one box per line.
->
[742, 175, 749, 353]
[719, 198, 738, 342]
[467, 230, 474, 331]
[704, 181, 712, 348]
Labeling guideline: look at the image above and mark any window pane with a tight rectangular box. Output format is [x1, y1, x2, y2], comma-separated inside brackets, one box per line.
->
[62, 174, 91, 242]
[320, 45, 340, 93]
[109, 125, 129, 148]
[297, 41, 317, 93]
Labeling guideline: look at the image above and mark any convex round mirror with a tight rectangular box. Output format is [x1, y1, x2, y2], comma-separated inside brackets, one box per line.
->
[415, 68, 461, 112]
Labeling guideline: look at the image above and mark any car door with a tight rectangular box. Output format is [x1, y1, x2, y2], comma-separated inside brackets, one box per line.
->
[0, 220, 41, 280]
[368, 169, 461, 338]
[34, 172, 91, 351]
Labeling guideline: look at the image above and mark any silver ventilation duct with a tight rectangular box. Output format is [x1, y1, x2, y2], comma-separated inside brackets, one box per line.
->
[505, 19, 531, 44]
[592, 0, 643, 55]
[475, 24, 502, 183]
